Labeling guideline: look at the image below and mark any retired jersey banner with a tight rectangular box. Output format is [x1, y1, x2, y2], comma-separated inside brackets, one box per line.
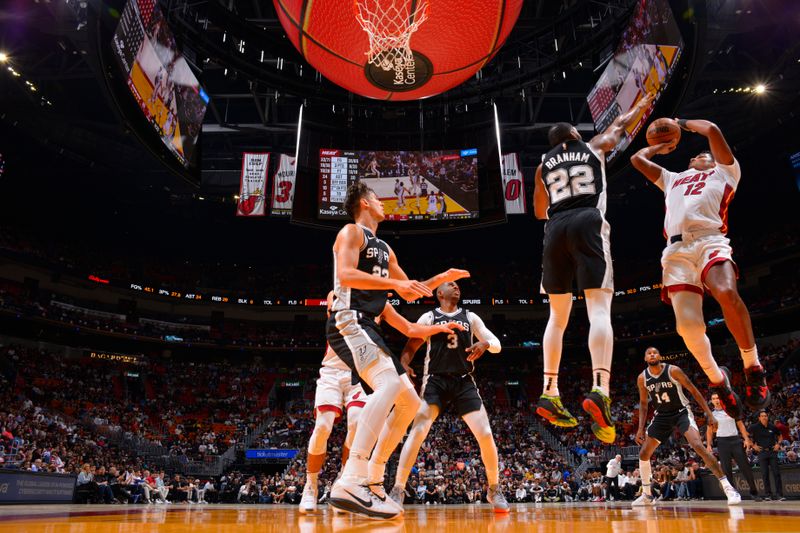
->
[501, 153, 527, 214]
[237, 152, 269, 217]
[271, 154, 296, 216]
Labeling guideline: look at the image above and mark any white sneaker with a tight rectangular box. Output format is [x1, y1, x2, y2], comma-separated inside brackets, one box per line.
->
[632, 494, 655, 507]
[388, 486, 405, 511]
[300, 483, 318, 513]
[487, 485, 510, 513]
[329, 478, 400, 520]
[367, 482, 403, 514]
[724, 485, 742, 506]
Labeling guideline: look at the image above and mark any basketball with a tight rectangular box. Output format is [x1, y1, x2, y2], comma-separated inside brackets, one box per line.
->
[646, 118, 681, 146]
[273, 0, 523, 100]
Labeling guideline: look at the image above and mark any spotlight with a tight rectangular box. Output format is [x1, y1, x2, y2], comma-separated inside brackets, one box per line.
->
[755, 84, 766, 94]
[0, 52, 8, 63]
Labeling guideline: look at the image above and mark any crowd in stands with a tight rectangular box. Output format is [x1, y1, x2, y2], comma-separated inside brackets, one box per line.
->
[0, 329, 798, 505]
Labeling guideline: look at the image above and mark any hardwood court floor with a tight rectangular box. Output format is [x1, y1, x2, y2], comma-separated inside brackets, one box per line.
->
[1, 502, 799, 533]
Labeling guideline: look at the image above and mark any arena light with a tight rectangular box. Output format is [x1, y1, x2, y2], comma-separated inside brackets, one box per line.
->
[754, 84, 766, 94]
[0, 52, 8, 63]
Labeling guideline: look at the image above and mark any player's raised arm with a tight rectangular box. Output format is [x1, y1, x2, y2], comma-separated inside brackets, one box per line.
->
[533, 164, 549, 220]
[635, 373, 649, 445]
[631, 143, 676, 185]
[465, 311, 501, 362]
[674, 119, 735, 165]
[589, 92, 655, 153]
[671, 366, 718, 431]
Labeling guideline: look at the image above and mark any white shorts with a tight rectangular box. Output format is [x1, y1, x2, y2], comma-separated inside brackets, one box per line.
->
[660, 233, 738, 304]
[314, 366, 367, 420]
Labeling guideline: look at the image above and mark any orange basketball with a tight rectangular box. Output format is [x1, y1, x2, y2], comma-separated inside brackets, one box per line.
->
[646, 118, 681, 146]
[273, 0, 523, 100]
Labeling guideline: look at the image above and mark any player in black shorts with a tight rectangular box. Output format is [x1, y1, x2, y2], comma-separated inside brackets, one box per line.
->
[327, 181, 469, 519]
[533, 93, 654, 443]
[388, 281, 509, 513]
[632, 347, 741, 506]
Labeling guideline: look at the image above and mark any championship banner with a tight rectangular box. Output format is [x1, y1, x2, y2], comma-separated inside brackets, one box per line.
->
[501, 153, 527, 214]
[237, 152, 269, 217]
[271, 154, 296, 216]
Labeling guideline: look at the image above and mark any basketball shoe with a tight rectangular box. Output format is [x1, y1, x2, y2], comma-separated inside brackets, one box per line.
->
[710, 367, 742, 420]
[743, 365, 770, 410]
[388, 486, 405, 511]
[632, 493, 654, 507]
[724, 485, 742, 505]
[329, 478, 400, 520]
[488, 485, 510, 513]
[582, 389, 616, 444]
[299, 482, 318, 513]
[536, 395, 578, 427]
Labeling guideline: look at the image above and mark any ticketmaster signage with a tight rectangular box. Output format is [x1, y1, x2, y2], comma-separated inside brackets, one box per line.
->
[245, 449, 299, 460]
[0, 471, 77, 504]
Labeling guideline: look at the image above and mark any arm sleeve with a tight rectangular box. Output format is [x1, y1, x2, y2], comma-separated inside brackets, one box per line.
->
[467, 311, 501, 353]
[416, 311, 434, 326]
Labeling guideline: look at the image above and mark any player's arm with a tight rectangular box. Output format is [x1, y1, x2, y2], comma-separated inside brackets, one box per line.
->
[673, 119, 735, 165]
[465, 311, 501, 362]
[630, 143, 675, 185]
[398, 311, 433, 378]
[737, 420, 753, 450]
[588, 92, 655, 153]
[533, 164, 549, 220]
[635, 373, 649, 445]
[670, 366, 718, 432]
[706, 417, 716, 453]
[380, 303, 464, 340]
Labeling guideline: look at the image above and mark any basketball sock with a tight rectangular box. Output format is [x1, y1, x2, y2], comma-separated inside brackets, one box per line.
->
[586, 289, 614, 397]
[308, 411, 335, 456]
[671, 291, 725, 384]
[718, 476, 733, 490]
[306, 453, 327, 475]
[341, 368, 402, 484]
[463, 409, 499, 486]
[639, 460, 652, 497]
[307, 472, 319, 490]
[543, 373, 559, 397]
[543, 293, 572, 396]
[394, 467, 411, 490]
[367, 460, 387, 485]
[740, 345, 761, 369]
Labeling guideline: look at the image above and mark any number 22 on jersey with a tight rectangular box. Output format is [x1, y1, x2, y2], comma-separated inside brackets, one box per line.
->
[545, 164, 596, 203]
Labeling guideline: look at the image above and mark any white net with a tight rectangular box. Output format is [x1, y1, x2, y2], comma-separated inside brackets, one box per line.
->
[354, 0, 429, 71]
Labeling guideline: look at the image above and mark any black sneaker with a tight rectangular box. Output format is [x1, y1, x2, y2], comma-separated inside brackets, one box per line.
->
[743, 365, 771, 410]
[709, 367, 742, 419]
[753, 495, 763, 502]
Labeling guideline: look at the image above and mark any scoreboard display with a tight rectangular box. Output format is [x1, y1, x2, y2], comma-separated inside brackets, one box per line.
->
[318, 148, 480, 221]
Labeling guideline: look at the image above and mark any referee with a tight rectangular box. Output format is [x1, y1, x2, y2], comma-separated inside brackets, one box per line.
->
[706, 393, 761, 501]
[748, 410, 786, 501]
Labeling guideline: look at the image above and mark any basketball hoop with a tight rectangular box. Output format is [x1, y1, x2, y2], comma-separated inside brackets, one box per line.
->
[354, 0, 429, 71]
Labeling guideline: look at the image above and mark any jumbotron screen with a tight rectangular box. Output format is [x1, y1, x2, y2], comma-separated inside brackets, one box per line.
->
[112, 0, 209, 168]
[318, 149, 480, 221]
[587, 0, 683, 161]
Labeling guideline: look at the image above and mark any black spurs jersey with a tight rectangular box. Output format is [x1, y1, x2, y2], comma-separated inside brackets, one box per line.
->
[644, 364, 690, 415]
[420, 308, 474, 375]
[331, 225, 390, 317]
[541, 139, 607, 218]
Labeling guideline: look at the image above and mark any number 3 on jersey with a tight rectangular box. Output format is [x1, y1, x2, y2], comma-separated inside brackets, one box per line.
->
[545, 164, 596, 204]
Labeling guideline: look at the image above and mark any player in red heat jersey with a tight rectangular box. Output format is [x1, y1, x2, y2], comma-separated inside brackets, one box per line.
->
[631, 118, 770, 420]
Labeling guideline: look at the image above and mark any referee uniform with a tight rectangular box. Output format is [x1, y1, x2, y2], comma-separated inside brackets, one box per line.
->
[710, 408, 758, 498]
[748, 419, 784, 500]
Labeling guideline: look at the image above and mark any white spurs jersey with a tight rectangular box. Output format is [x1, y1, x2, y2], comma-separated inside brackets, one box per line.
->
[655, 159, 741, 238]
[321, 343, 350, 371]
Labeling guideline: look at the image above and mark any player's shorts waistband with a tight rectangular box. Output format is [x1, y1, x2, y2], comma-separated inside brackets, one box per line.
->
[667, 229, 724, 244]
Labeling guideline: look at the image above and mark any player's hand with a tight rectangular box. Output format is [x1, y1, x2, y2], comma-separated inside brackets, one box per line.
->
[743, 438, 753, 450]
[465, 341, 490, 362]
[637, 92, 656, 109]
[654, 141, 677, 155]
[395, 280, 433, 301]
[429, 322, 466, 336]
[635, 429, 645, 445]
[401, 360, 416, 379]
[706, 414, 719, 432]
[752, 444, 762, 453]
[440, 268, 471, 283]
[706, 445, 713, 455]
